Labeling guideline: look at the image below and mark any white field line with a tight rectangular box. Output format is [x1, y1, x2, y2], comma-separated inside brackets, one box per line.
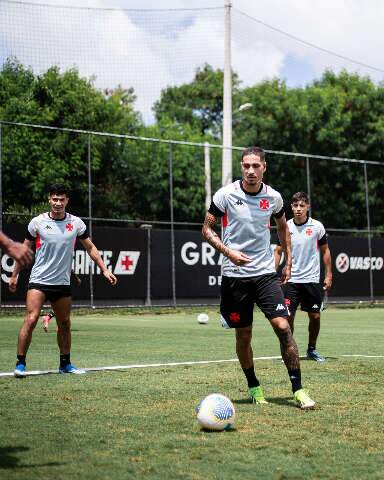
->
[0, 354, 383, 378]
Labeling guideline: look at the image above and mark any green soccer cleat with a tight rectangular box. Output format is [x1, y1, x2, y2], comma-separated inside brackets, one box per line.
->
[249, 386, 268, 404]
[294, 389, 316, 409]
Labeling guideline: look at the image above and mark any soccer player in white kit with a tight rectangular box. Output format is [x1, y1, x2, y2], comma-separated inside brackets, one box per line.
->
[202, 147, 316, 409]
[275, 192, 332, 362]
[9, 184, 117, 377]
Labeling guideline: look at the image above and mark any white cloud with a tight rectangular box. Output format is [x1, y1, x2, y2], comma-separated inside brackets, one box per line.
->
[1, 0, 383, 124]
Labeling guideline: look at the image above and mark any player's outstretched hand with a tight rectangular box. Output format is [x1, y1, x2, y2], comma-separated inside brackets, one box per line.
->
[8, 276, 18, 293]
[103, 270, 117, 285]
[228, 250, 252, 266]
[7, 241, 33, 268]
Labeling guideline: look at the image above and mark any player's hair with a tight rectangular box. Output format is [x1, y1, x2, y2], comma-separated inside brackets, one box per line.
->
[291, 191, 309, 204]
[241, 146, 266, 162]
[48, 183, 69, 196]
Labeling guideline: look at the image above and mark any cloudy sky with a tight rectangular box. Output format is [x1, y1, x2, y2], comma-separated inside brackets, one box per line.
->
[1, 0, 383, 123]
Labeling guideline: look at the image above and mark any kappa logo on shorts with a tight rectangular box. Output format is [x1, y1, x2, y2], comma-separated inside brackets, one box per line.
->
[275, 304, 286, 311]
[229, 312, 241, 322]
[312, 304, 319, 309]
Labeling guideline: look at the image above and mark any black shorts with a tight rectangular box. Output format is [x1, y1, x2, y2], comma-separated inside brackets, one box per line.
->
[282, 282, 323, 314]
[220, 273, 289, 329]
[28, 283, 71, 302]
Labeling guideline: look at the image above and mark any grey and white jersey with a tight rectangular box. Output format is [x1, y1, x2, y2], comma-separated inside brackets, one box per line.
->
[26, 212, 88, 285]
[286, 217, 327, 283]
[209, 181, 285, 277]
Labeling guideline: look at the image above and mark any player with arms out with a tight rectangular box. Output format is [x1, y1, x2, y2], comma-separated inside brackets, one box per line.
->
[202, 147, 316, 409]
[275, 191, 332, 362]
[9, 183, 117, 377]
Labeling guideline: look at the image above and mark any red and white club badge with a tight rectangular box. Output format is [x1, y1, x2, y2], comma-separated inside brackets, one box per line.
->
[259, 199, 270, 210]
[113, 251, 140, 275]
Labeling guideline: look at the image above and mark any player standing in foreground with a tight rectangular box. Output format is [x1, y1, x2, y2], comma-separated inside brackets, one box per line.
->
[0, 231, 33, 266]
[274, 192, 332, 362]
[9, 183, 117, 377]
[202, 147, 315, 409]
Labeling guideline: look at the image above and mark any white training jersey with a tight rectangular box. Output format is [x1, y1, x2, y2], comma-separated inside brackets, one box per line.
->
[286, 217, 327, 283]
[26, 212, 88, 285]
[210, 181, 285, 277]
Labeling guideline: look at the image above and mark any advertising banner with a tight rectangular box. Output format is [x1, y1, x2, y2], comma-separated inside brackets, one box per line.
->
[1, 224, 383, 302]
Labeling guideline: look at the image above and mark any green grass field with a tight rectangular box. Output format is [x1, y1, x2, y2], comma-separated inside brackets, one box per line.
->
[0, 308, 383, 480]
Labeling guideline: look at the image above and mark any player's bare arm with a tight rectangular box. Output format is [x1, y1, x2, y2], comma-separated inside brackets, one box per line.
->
[202, 212, 251, 266]
[274, 245, 283, 271]
[9, 239, 33, 293]
[0, 232, 33, 268]
[320, 243, 333, 291]
[275, 215, 292, 283]
[80, 237, 117, 285]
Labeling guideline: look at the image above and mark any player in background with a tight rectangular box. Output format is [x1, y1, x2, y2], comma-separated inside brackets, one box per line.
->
[274, 192, 332, 362]
[202, 146, 316, 409]
[0, 231, 33, 267]
[9, 183, 117, 377]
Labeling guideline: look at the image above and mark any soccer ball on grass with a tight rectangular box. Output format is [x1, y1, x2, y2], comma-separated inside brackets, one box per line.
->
[197, 313, 209, 324]
[196, 393, 235, 431]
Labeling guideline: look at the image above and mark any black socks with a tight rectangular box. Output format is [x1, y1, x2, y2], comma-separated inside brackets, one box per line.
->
[288, 369, 302, 393]
[242, 366, 260, 388]
[60, 354, 71, 368]
[16, 355, 26, 366]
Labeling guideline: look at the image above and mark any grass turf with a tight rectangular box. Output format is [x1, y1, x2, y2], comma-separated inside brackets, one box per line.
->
[0, 308, 383, 480]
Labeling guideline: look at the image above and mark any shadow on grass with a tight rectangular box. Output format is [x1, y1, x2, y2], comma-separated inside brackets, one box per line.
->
[265, 396, 296, 408]
[0, 446, 63, 469]
[232, 396, 295, 408]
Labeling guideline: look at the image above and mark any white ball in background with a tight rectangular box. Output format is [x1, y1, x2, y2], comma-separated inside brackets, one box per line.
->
[197, 313, 209, 324]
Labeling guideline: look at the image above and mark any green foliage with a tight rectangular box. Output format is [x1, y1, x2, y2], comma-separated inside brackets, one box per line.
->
[154, 64, 240, 139]
[1, 59, 383, 229]
[0, 58, 141, 215]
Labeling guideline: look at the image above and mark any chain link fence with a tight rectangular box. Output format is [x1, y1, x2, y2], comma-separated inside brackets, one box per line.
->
[0, 121, 383, 307]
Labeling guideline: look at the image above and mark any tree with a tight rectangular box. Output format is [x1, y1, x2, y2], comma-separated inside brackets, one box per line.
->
[154, 64, 241, 139]
[0, 59, 142, 218]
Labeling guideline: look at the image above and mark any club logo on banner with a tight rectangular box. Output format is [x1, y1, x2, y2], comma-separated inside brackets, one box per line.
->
[114, 251, 141, 275]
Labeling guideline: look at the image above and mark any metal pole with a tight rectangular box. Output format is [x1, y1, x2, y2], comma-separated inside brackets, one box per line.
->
[363, 162, 374, 303]
[222, 0, 232, 186]
[0, 123, 2, 307]
[306, 156, 312, 216]
[87, 134, 94, 308]
[169, 145, 177, 306]
[140, 224, 152, 306]
[204, 142, 211, 211]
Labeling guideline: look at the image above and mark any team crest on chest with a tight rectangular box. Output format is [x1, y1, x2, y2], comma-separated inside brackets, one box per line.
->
[305, 228, 313, 236]
[66, 223, 74, 232]
[259, 199, 270, 210]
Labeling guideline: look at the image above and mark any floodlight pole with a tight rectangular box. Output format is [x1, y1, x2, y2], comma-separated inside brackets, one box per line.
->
[222, 0, 232, 186]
